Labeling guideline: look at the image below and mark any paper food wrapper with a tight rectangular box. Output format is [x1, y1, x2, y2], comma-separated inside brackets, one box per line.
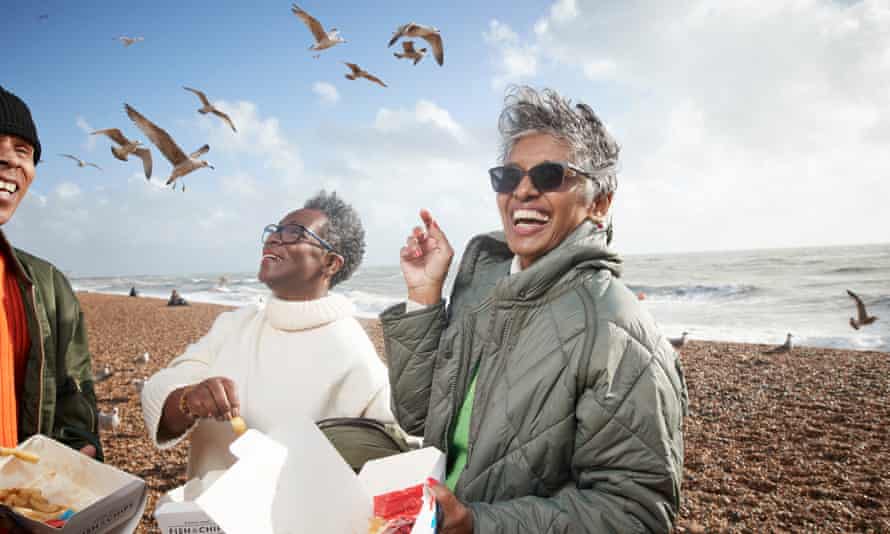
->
[0, 435, 146, 534]
[196, 419, 444, 534]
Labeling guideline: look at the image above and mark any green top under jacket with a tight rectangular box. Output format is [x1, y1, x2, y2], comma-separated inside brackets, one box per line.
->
[381, 221, 688, 533]
[1, 230, 102, 459]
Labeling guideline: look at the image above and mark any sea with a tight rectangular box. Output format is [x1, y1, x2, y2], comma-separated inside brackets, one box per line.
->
[71, 243, 890, 353]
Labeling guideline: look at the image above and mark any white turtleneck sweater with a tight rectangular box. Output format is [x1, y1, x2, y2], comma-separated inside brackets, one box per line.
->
[141, 293, 393, 481]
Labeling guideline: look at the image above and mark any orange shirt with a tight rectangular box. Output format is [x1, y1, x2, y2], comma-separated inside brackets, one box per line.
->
[0, 251, 30, 447]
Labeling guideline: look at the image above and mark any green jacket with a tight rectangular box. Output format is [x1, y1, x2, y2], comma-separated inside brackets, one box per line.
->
[1, 230, 102, 460]
[381, 221, 687, 533]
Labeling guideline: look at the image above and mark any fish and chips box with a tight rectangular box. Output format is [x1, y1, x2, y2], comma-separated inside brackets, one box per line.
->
[156, 417, 444, 534]
[0, 434, 147, 534]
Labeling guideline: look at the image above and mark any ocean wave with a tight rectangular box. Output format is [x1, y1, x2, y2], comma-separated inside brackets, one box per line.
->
[827, 267, 878, 275]
[628, 283, 759, 301]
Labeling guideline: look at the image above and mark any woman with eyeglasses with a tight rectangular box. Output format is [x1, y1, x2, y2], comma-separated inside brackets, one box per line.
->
[381, 86, 688, 533]
[141, 190, 393, 483]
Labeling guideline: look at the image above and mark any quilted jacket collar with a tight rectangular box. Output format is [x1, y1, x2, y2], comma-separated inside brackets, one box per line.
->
[455, 220, 622, 303]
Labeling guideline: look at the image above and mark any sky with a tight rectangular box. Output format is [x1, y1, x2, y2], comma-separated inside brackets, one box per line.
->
[4, 0, 888, 276]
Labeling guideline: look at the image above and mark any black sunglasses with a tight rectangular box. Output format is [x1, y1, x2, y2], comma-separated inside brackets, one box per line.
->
[488, 161, 592, 194]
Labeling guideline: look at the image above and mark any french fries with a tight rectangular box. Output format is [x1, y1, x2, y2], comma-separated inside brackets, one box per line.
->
[0, 446, 40, 464]
[0, 488, 68, 521]
[230, 416, 247, 436]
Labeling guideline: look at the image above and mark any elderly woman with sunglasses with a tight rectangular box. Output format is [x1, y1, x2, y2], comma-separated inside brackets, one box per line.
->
[381, 87, 688, 533]
[141, 191, 393, 482]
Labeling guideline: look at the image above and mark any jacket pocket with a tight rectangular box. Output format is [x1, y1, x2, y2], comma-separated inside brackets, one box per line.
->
[52, 376, 103, 460]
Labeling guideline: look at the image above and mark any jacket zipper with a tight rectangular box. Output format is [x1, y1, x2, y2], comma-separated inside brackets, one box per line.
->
[29, 285, 46, 434]
[442, 313, 474, 458]
[73, 379, 98, 434]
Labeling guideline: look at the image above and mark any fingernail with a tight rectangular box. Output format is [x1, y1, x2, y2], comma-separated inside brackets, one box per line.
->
[414, 249, 422, 258]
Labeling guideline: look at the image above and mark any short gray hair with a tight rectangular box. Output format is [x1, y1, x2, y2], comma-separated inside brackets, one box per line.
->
[498, 86, 620, 202]
[304, 190, 365, 287]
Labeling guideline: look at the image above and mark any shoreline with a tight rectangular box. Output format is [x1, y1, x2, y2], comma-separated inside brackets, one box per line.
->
[75, 292, 890, 533]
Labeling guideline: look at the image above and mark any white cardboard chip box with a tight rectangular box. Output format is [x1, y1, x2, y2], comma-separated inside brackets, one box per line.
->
[0, 434, 147, 534]
[156, 417, 444, 534]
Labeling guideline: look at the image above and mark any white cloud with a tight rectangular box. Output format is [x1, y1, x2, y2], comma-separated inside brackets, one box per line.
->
[375, 100, 469, 144]
[76, 116, 96, 151]
[197, 100, 303, 180]
[312, 82, 340, 104]
[483, 20, 538, 88]
[55, 182, 81, 199]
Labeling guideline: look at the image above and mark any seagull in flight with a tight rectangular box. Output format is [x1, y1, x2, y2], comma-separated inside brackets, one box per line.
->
[291, 4, 345, 52]
[847, 289, 879, 330]
[763, 333, 793, 354]
[91, 128, 152, 179]
[343, 62, 387, 87]
[388, 23, 444, 66]
[393, 41, 428, 65]
[125, 104, 213, 190]
[183, 87, 237, 133]
[115, 36, 144, 47]
[60, 154, 102, 170]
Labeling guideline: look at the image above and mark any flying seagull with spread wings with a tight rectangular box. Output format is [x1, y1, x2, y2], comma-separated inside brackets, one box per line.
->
[91, 128, 152, 179]
[388, 23, 444, 66]
[393, 40, 428, 65]
[291, 4, 345, 52]
[343, 62, 387, 87]
[763, 333, 793, 354]
[59, 154, 102, 170]
[115, 36, 144, 47]
[847, 289, 879, 330]
[125, 104, 213, 190]
[183, 87, 237, 133]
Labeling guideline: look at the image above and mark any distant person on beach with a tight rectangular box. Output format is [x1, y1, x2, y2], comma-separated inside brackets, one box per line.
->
[380, 86, 688, 533]
[129, 286, 139, 297]
[0, 86, 102, 459]
[141, 191, 393, 481]
[167, 288, 188, 306]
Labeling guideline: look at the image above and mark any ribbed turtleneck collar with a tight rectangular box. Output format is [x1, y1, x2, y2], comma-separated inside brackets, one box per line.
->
[264, 292, 355, 331]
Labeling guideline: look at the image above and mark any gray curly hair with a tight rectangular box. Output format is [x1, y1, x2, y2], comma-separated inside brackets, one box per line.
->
[304, 190, 365, 287]
[498, 86, 620, 203]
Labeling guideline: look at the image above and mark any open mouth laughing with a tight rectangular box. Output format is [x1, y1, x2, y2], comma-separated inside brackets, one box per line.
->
[511, 207, 551, 235]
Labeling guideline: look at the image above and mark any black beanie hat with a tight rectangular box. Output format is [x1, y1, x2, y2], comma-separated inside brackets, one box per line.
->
[0, 86, 41, 164]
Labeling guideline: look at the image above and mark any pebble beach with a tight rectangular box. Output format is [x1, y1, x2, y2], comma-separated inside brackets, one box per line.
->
[78, 292, 889, 533]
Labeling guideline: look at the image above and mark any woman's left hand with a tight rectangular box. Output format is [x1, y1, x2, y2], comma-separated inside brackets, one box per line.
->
[430, 480, 474, 534]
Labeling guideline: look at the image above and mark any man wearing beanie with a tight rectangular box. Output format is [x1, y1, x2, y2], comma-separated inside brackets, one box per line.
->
[0, 85, 102, 459]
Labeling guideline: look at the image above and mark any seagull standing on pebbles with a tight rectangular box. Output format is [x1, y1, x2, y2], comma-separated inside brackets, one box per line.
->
[98, 407, 121, 434]
[131, 377, 147, 393]
[393, 41, 428, 65]
[343, 63, 387, 87]
[388, 23, 444, 66]
[91, 128, 152, 179]
[115, 36, 144, 47]
[847, 289, 878, 329]
[59, 154, 102, 170]
[95, 365, 113, 381]
[763, 333, 793, 354]
[669, 332, 689, 349]
[125, 104, 214, 190]
[183, 87, 237, 133]
[291, 4, 345, 53]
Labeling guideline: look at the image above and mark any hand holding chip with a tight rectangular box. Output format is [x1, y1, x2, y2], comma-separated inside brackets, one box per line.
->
[180, 376, 241, 422]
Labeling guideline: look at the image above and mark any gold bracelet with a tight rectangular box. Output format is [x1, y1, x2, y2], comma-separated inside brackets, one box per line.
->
[179, 386, 197, 419]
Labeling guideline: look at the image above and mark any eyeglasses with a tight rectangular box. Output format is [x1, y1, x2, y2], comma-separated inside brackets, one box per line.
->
[488, 161, 592, 194]
[261, 223, 337, 253]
